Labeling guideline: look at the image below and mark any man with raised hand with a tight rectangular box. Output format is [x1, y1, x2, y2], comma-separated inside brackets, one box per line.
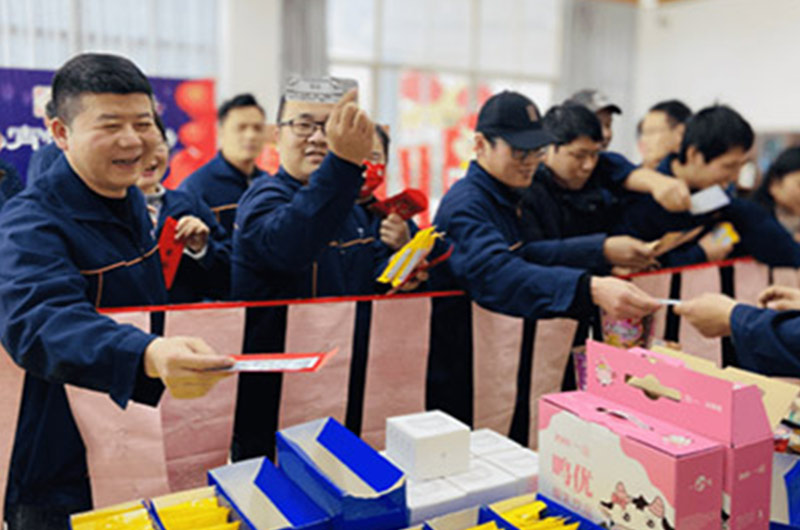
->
[231, 78, 388, 461]
[0, 53, 233, 530]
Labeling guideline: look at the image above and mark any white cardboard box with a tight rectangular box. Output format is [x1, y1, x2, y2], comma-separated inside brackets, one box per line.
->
[405, 477, 470, 525]
[469, 428, 521, 457]
[443, 458, 518, 508]
[480, 447, 539, 495]
[386, 410, 470, 480]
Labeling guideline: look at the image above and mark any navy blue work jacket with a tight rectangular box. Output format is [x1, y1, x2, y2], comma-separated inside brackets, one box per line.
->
[429, 161, 587, 317]
[179, 152, 266, 235]
[232, 154, 389, 301]
[156, 188, 231, 302]
[612, 154, 800, 267]
[25, 142, 62, 188]
[731, 305, 800, 376]
[0, 158, 24, 211]
[0, 156, 165, 511]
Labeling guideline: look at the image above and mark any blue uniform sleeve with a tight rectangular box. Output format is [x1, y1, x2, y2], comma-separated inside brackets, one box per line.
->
[597, 152, 636, 185]
[516, 233, 608, 272]
[0, 202, 158, 409]
[657, 242, 708, 267]
[184, 194, 232, 299]
[727, 199, 800, 267]
[443, 197, 587, 319]
[730, 304, 800, 376]
[236, 154, 363, 273]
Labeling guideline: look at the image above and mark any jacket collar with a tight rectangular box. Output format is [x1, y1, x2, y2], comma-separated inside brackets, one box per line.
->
[465, 161, 522, 211]
[213, 151, 266, 184]
[39, 155, 146, 226]
[274, 166, 304, 191]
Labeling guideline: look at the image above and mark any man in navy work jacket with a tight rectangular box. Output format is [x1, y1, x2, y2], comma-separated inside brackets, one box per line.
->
[179, 93, 268, 236]
[0, 53, 233, 530]
[231, 77, 388, 461]
[675, 286, 800, 376]
[612, 105, 800, 267]
[428, 91, 661, 427]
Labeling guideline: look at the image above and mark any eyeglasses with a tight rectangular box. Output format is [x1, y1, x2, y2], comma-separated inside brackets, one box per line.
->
[510, 146, 547, 161]
[278, 118, 327, 137]
[564, 149, 601, 163]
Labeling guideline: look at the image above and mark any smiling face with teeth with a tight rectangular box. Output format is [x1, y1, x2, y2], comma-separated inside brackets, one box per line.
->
[277, 99, 335, 183]
[51, 92, 161, 198]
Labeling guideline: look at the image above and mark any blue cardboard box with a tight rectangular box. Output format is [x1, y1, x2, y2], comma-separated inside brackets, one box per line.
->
[277, 417, 407, 530]
[208, 458, 330, 530]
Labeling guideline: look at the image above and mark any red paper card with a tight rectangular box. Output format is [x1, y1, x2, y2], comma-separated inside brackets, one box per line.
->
[370, 189, 428, 221]
[158, 216, 184, 290]
[224, 348, 338, 373]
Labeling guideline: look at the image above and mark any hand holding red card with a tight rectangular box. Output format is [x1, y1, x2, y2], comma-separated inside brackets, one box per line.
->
[370, 189, 428, 221]
[158, 216, 185, 290]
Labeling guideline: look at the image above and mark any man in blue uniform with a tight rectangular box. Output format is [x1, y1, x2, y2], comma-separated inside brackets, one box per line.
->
[179, 93, 268, 235]
[26, 99, 62, 187]
[612, 105, 800, 267]
[675, 287, 800, 376]
[428, 91, 661, 427]
[231, 77, 386, 460]
[0, 53, 233, 530]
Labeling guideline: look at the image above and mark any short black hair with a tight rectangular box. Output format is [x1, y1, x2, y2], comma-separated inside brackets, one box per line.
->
[678, 105, 754, 164]
[154, 113, 168, 142]
[276, 95, 287, 123]
[649, 99, 692, 127]
[765, 146, 800, 186]
[51, 53, 153, 124]
[218, 93, 265, 123]
[44, 99, 56, 120]
[375, 125, 390, 164]
[542, 104, 603, 147]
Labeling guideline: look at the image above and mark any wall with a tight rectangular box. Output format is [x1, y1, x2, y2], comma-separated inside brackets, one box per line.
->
[559, 0, 639, 157]
[634, 0, 800, 132]
[218, 0, 283, 117]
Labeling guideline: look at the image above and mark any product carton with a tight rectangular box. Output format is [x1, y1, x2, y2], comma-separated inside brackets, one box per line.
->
[276, 417, 407, 529]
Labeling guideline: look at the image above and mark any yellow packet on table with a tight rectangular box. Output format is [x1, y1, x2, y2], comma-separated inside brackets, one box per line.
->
[160, 506, 229, 529]
[157, 497, 219, 519]
[199, 523, 240, 530]
[501, 500, 548, 523]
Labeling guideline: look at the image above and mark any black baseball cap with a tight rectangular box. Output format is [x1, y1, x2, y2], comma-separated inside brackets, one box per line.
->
[476, 91, 554, 150]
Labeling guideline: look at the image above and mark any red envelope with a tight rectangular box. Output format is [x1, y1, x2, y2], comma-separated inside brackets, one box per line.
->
[158, 216, 184, 290]
[369, 189, 428, 221]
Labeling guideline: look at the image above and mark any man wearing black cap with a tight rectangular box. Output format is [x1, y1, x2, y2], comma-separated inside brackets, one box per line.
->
[427, 91, 660, 428]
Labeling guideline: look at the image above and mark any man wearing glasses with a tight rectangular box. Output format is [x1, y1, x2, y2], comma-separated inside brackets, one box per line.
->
[427, 92, 661, 425]
[230, 77, 385, 460]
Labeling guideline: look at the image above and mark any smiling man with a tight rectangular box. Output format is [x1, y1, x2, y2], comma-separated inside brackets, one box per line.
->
[0, 53, 233, 530]
[230, 77, 391, 461]
[613, 105, 800, 267]
[428, 91, 660, 426]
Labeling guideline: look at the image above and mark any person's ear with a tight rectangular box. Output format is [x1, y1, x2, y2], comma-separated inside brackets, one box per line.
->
[474, 133, 486, 156]
[51, 117, 70, 151]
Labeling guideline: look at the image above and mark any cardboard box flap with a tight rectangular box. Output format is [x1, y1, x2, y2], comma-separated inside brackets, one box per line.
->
[587, 341, 771, 446]
[279, 417, 405, 498]
[651, 345, 799, 430]
[542, 391, 722, 457]
[209, 458, 329, 530]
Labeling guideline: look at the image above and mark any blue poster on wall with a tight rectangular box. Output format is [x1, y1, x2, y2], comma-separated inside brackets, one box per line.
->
[0, 67, 207, 185]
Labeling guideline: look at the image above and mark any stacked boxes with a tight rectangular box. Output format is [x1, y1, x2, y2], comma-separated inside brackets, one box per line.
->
[385, 411, 540, 525]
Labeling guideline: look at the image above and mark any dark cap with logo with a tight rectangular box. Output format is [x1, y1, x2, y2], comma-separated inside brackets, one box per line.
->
[567, 89, 622, 114]
[476, 91, 554, 150]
